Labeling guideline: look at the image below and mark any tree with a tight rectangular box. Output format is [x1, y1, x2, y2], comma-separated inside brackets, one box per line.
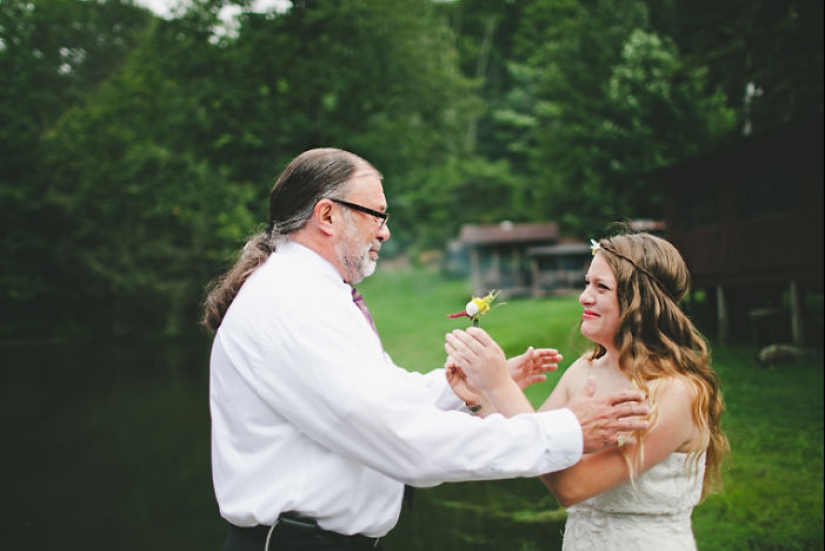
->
[0, 0, 154, 337]
[13, 0, 482, 337]
[500, 0, 735, 236]
[661, 0, 824, 134]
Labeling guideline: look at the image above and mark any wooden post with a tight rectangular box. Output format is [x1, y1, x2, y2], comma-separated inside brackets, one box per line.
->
[512, 249, 521, 289]
[716, 285, 728, 346]
[789, 280, 804, 346]
[491, 250, 500, 292]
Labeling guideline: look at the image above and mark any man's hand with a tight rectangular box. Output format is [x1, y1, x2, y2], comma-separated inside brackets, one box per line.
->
[565, 377, 649, 453]
[445, 358, 483, 407]
[507, 347, 562, 390]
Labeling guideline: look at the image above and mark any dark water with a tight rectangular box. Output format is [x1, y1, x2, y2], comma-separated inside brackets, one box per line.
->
[1, 339, 564, 550]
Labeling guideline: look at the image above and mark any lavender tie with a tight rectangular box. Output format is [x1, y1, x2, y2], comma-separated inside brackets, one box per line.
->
[351, 286, 378, 335]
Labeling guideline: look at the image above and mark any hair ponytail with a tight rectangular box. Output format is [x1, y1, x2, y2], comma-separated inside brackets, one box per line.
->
[201, 231, 276, 332]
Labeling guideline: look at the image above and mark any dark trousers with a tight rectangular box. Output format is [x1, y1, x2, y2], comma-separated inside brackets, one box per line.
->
[221, 519, 385, 551]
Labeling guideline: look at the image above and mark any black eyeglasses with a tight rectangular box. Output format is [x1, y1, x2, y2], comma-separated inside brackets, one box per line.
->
[330, 198, 389, 228]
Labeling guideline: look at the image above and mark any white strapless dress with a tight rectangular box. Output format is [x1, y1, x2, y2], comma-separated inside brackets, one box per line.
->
[561, 452, 705, 551]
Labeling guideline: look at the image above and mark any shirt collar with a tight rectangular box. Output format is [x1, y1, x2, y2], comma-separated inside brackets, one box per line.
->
[276, 239, 351, 291]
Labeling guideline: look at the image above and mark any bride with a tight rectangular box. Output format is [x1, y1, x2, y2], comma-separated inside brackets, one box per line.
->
[445, 231, 729, 551]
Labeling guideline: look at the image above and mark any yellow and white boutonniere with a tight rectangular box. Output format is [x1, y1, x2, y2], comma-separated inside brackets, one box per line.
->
[447, 290, 504, 327]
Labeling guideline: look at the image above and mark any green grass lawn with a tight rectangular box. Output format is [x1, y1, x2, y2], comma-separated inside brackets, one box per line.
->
[361, 266, 825, 551]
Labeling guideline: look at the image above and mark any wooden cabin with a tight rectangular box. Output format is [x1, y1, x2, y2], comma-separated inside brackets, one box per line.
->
[654, 115, 824, 346]
[525, 221, 664, 297]
[525, 241, 592, 297]
[454, 220, 665, 298]
[456, 222, 560, 297]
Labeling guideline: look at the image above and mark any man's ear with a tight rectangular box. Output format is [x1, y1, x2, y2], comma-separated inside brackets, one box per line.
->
[315, 199, 337, 236]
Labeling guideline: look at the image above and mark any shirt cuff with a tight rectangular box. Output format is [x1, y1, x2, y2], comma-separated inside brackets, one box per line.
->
[429, 368, 466, 410]
[533, 407, 583, 470]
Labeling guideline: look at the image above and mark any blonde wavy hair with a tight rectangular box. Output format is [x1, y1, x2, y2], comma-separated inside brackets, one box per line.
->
[590, 231, 729, 501]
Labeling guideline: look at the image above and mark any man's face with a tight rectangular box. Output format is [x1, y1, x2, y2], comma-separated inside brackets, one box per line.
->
[334, 168, 390, 284]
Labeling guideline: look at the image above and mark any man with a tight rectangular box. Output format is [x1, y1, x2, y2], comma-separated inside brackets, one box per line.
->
[203, 148, 648, 551]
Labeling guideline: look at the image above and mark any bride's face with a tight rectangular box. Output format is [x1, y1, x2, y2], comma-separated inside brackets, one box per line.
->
[579, 254, 620, 348]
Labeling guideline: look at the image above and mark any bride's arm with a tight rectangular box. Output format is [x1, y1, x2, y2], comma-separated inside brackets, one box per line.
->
[540, 376, 698, 506]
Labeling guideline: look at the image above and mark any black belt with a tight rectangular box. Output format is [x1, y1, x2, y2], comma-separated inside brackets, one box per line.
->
[231, 514, 382, 550]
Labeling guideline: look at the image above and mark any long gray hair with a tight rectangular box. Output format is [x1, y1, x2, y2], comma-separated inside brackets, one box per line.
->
[201, 148, 378, 331]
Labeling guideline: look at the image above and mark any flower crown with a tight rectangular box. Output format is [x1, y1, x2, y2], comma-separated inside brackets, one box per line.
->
[590, 238, 674, 300]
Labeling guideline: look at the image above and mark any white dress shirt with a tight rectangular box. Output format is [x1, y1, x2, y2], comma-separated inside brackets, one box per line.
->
[210, 240, 582, 537]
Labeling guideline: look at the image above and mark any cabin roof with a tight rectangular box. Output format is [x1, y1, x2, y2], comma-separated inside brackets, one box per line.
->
[458, 222, 559, 245]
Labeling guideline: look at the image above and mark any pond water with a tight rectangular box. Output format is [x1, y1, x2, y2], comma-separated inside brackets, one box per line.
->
[1, 339, 564, 550]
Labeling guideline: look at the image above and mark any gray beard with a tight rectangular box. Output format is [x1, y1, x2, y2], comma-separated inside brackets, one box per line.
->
[336, 228, 377, 284]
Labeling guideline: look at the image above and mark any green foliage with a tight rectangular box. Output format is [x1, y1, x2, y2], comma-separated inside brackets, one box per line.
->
[0, 0, 154, 333]
[661, 0, 824, 135]
[0, 0, 820, 338]
[1, 0, 479, 338]
[501, 0, 737, 236]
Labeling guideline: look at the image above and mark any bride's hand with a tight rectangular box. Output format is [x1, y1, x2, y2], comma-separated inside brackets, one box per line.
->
[444, 327, 510, 394]
[508, 347, 562, 390]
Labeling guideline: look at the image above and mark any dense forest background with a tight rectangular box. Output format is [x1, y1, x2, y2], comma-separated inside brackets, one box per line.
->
[1, 0, 822, 340]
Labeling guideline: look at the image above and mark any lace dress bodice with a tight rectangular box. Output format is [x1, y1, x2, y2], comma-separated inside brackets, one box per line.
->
[562, 452, 705, 551]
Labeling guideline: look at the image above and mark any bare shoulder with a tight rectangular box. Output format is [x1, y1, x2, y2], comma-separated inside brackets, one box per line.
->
[539, 354, 592, 411]
[651, 375, 703, 452]
[656, 374, 697, 405]
[563, 354, 594, 382]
